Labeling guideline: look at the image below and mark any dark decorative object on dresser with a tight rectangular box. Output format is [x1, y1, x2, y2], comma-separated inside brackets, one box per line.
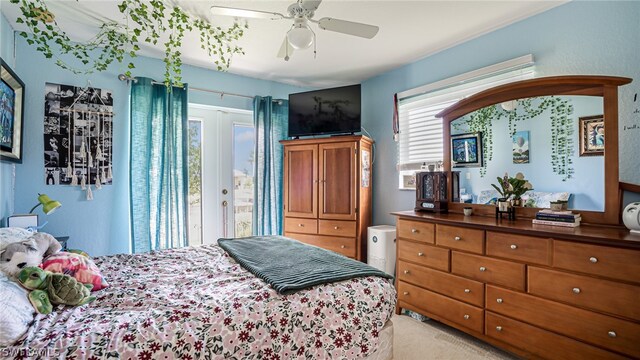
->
[415, 171, 460, 213]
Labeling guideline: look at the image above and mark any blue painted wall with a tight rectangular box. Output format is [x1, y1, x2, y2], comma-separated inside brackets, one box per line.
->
[0, 11, 16, 224]
[3, 15, 305, 256]
[362, 1, 640, 226]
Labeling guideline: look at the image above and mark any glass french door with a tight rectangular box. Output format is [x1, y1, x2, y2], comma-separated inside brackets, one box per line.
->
[187, 105, 254, 245]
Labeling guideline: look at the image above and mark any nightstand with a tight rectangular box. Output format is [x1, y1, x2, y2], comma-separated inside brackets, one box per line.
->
[54, 236, 69, 251]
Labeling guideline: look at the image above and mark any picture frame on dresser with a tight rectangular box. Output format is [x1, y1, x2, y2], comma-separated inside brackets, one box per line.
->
[0, 58, 25, 163]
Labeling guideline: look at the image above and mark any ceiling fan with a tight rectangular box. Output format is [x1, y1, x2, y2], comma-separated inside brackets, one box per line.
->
[211, 0, 379, 61]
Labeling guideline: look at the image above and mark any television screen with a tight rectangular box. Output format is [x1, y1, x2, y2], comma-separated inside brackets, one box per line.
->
[288, 84, 361, 137]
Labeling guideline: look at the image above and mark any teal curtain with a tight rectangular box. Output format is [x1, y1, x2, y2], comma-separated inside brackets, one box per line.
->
[130, 78, 188, 253]
[253, 96, 288, 236]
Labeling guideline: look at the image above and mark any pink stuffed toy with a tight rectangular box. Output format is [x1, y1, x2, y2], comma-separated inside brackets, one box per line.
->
[41, 252, 109, 291]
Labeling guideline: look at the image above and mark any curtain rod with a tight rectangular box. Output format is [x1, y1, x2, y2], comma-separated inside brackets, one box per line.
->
[118, 74, 282, 103]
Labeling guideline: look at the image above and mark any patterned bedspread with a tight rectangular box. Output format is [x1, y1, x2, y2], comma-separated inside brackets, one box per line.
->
[15, 244, 396, 359]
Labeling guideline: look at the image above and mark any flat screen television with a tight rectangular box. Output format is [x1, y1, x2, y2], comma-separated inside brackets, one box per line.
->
[288, 84, 361, 137]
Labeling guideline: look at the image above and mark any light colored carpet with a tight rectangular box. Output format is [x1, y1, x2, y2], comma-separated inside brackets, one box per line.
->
[392, 315, 518, 360]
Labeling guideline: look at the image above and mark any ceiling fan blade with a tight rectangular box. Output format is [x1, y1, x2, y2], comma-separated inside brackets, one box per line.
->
[300, 0, 322, 12]
[211, 6, 285, 20]
[317, 17, 379, 39]
[277, 37, 294, 61]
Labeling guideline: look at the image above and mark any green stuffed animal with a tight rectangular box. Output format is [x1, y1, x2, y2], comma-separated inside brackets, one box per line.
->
[17, 267, 96, 314]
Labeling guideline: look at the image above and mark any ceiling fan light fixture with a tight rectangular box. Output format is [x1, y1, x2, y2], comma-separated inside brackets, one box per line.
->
[287, 22, 314, 49]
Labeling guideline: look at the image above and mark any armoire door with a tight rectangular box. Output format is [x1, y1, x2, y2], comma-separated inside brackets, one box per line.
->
[319, 142, 357, 220]
[284, 144, 318, 218]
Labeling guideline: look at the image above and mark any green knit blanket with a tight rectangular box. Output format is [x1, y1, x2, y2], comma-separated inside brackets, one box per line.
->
[217, 235, 392, 295]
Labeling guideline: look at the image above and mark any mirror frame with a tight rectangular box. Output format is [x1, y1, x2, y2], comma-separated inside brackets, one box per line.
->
[437, 75, 632, 225]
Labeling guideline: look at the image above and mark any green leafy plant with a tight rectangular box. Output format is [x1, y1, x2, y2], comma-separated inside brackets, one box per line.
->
[10, 0, 247, 86]
[491, 172, 533, 200]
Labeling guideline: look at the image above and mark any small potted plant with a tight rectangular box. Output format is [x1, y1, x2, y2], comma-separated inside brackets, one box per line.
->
[492, 173, 513, 212]
[508, 173, 533, 207]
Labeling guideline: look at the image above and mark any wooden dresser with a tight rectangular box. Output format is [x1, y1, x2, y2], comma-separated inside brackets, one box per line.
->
[394, 211, 640, 359]
[281, 135, 373, 261]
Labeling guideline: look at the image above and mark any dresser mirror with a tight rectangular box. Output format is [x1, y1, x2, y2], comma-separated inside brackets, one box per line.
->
[450, 95, 604, 212]
[437, 76, 632, 225]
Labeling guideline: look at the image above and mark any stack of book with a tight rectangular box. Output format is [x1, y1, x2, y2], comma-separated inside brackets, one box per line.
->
[532, 209, 581, 227]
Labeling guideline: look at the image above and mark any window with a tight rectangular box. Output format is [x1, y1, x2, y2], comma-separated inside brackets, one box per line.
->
[397, 55, 535, 189]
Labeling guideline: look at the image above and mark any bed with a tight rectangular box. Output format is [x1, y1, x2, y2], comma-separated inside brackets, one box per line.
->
[13, 242, 396, 359]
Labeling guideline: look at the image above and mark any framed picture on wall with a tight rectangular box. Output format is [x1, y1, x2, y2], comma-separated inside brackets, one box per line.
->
[0, 58, 25, 163]
[579, 115, 604, 156]
[451, 132, 483, 168]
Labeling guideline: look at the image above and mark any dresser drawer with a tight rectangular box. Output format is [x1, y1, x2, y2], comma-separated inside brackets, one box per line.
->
[397, 219, 435, 244]
[436, 224, 484, 254]
[452, 252, 525, 291]
[318, 219, 357, 237]
[486, 285, 640, 358]
[398, 240, 449, 272]
[398, 281, 484, 333]
[284, 218, 318, 235]
[486, 312, 625, 360]
[285, 233, 356, 258]
[397, 260, 483, 307]
[553, 241, 640, 284]
[528, 267, 640, 320]
[486, 231, 551, 265]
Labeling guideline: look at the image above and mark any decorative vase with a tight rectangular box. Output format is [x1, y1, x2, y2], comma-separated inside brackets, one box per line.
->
[550, 202, 563, 211]
[498, 198, 511, 212]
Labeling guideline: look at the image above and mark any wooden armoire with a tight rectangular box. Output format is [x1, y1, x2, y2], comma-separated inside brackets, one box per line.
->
[280, 135, 373, 261]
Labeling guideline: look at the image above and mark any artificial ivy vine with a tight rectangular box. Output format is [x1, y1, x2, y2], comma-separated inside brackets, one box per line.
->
[10, 0, 247, 86]
[454, 96, 575, 181]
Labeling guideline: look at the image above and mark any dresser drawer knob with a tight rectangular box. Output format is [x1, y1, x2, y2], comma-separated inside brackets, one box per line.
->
[334, 226, 339, 230]
[496, 326, 503, 332]
[403, 291, 409, 296]
[496, 298, 503, 304]
[340, 245, 346, 249]
[463, 314, 470, 320]
[298, 223, 304, 227]
[608, 331, 617, 338]
[454, 236, 461, 241]
[572, 287, 581, 294]
[590, 257, 598, 263]
[417, 252, 424, 256]
[510, 244, 518, 250]
[464, 289, 471, 293]
[411, 229, 418, 233]
[404, 270, 410, 274]
[479, 266, 486, 272]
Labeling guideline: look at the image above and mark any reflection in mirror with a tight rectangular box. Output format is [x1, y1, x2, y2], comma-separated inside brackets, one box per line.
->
[450, 95, 604, 211]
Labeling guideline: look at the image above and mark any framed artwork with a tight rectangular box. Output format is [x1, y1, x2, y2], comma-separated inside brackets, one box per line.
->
[579, 115, 604, 156]
[451, 132, 483, 168]
[43, 82, 114, 186]
[512, 130, 530, 164]
[0, 58, 25, 163]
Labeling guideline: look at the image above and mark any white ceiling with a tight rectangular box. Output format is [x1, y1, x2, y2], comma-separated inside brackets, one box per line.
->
[1, 0, 565, 88]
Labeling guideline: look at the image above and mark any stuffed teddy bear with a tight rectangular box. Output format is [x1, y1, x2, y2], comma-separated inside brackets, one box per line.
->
[0, 232, 62, 278]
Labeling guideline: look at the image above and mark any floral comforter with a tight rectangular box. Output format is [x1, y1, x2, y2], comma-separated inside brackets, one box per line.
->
[15, 244, 396, 359]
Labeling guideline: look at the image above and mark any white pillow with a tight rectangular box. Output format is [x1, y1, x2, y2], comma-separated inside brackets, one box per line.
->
[0, 227, 34, 250]
[0, 272, 35, 346]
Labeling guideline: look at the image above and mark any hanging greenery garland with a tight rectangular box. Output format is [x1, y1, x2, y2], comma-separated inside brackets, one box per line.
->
[10, 0, 247, 86]
[454, 96, 575, 181]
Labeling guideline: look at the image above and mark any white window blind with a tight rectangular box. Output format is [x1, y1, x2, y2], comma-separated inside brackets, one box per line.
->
[397, 60, 535, 172]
